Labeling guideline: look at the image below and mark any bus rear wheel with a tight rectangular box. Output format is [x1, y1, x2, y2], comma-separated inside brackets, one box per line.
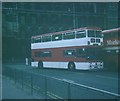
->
[38, 61, 43, 68]
[68, 62, 75, 70]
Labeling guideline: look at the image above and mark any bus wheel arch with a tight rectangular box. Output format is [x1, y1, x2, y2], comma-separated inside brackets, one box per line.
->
[38, 61, 43, 68]
[68, 61, 76, 70]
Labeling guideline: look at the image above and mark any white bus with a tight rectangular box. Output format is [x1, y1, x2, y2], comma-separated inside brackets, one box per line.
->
[31, 27, 103, 70]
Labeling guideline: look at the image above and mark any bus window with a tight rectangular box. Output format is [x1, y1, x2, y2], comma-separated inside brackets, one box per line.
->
[31, 37, 41, 43]
[76, 30, 86, 38]
[96, 39, 100, 43]
[63, 32, 75, 40]
[63, 49, 76, 57]
[42, 51, 52, 57]
[52, 34, 62, 41]
[35, 51, 42, 57]
[91, 38, 95, 43]
[88, 30, 95, 37]
[35, 51, 51, 57]
[96, 31, 102, 38]
[42, 35, 51, 42]
[35, 37, 41, 43]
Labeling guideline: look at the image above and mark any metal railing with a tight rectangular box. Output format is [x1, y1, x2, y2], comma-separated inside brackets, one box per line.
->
[2, 65, 120, 99]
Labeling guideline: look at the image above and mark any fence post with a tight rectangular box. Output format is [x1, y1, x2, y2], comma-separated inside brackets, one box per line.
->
[21, 71, 23, 89]
[14, 69, 16, 85]
[45, 76, 47, 99]
[31, 74, 33, 95]
[6, 66, 8, 77]
[7, 67, 10, 79]
[9, 67, 12, 80]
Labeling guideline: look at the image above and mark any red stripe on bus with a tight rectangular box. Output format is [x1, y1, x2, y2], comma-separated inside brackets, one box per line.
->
[31, 45, 102, 62]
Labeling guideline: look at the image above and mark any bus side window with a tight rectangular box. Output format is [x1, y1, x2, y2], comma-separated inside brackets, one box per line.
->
[42, 35, 51, 42]
[52, 34, 62, 41]
[42, 51, 52, 57]
[35, 51, 52, 57]
[32, 37, 41, 43]
[63, 50, 76, 57]
[35, 51, 42, 57]
[35, 37, 41, 43]
[63, 32, 75, 40]
[76, 31, 86, 38]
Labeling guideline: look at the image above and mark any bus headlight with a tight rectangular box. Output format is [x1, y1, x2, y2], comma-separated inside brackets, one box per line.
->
[88, 41, 90, 45]
[100, 62, 102, 66]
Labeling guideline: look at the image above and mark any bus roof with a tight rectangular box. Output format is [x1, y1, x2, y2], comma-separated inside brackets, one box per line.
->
[31, 27, 102, 38]
[102, 28, 120, 34]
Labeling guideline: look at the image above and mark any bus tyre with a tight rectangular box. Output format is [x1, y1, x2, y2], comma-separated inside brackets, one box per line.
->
[38, 61, 43, 68]
[68, 62, 75, 70]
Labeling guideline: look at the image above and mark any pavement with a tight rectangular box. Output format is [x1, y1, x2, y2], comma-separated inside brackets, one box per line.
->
[2, 76, 44, 99]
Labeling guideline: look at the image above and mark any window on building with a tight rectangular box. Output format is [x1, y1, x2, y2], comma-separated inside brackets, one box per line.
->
[31, 16, 36, 24]
[20, 16, 25, 24]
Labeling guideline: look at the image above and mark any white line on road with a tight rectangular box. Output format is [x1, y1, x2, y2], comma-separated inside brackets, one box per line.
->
[72, 82, 120, 97]
[62, 79, 74, 83]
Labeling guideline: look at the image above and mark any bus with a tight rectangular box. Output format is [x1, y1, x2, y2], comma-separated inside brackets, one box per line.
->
[102, 28, 120, 70]
[31, 27, 103, 70]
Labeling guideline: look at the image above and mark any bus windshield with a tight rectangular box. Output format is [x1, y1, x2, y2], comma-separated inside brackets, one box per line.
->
[88, 30, 102, 38]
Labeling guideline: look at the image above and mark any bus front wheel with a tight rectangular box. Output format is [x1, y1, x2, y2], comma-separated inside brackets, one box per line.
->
[38, 61, 43, 68]
[68, 62, 75, 70]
